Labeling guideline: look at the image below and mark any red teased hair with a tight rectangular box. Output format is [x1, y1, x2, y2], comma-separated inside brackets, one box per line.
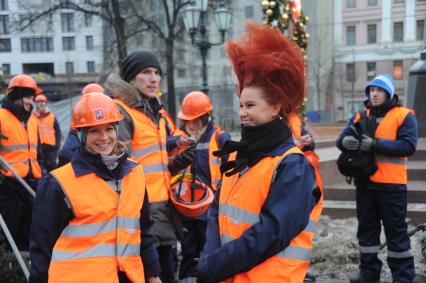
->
[226, 22, 305, 117]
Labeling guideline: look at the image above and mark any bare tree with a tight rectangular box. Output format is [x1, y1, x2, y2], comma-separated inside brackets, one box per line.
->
[17, 0, 148, 67]
[126, 0, 191, 119]
[18, 0, 191, 118]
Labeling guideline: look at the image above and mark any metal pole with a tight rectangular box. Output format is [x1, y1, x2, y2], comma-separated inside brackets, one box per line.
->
[0, 156, 36, 198]
[199, 11, 210, 94]
[0, 213, 30, 281]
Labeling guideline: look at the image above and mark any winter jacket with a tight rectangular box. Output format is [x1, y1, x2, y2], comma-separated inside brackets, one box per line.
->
[105, 73, 177, 246]
[29, 149, 160, 283]
[57, 129, 80, 167]
[336, 96, 417, 190]
[198, 137, 316, 282]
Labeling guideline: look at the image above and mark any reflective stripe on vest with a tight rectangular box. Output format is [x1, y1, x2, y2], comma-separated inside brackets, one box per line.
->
[0, 109, 41, 178]
[49, 163, 146, 283]
[115, 99, 170, 202]
[354, 106, 413, 184]
[33, 112, 56, 146]
[218, 146, 314, 283]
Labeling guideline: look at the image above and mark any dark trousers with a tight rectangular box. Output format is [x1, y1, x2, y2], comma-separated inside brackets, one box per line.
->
[157, 245, 176, 283]
[356, 187, 415, 282]
[179, 220, 207, 280]
[0, 177, 36, 251]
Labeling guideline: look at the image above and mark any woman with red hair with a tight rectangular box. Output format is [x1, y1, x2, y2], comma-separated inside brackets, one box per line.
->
[196, 23, 321, 282]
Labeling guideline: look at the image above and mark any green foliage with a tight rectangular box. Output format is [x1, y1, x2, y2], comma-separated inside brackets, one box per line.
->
[0, 234, 27, 283]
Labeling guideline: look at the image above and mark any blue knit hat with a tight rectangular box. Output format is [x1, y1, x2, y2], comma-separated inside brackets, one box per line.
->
[365, 74, 395, 99]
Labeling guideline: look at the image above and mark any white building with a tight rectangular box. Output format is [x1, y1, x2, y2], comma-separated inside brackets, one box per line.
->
[0, 0, 104, 97]
[332, 0, 426, 122]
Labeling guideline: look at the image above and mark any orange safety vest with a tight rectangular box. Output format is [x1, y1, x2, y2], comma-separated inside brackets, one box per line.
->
[218, 147, 318, 283]
[159, 108, 187, 138]
[288, 113, 324, 220]
[33, 112, 56, 146]
[49, 163, 146, 283]
[0, 108, 41, 178]
[354, 106, 414, 184]
[288, 113, 303, 138]
[115, 99, 170, 202]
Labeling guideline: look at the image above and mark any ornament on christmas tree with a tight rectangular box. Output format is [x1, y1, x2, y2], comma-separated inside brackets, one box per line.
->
[261, 0, 310, 119]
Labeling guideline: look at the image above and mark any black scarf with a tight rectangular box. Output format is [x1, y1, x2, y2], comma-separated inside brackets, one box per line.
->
[214, 118, 292, 176]
[1, 97, 33, 124]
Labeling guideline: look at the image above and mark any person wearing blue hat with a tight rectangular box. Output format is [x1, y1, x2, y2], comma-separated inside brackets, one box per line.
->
[337, 74, 418, 283]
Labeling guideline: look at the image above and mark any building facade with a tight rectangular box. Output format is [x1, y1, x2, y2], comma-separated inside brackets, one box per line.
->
[333, 0, 425, 122]
[0, 0, 103, 98]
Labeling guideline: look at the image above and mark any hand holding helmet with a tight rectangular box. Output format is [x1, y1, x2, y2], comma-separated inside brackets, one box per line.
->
[168, 146, 196, 175]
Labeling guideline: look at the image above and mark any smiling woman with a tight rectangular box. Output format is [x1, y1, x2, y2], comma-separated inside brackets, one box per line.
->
[29, 92, 162, 283]
[196, 22, 322, 283]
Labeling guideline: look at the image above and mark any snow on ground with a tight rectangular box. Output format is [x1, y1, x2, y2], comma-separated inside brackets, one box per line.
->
[310, 216, 426, 282]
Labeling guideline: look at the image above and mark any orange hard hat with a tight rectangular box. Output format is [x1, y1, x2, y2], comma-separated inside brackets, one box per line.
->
[72, 92, 123, 128]
[7, 74, 42, 94]
[169, 173, 214, 218]
[178, 91, 213, 120]
[81, 83, 104, 95]
[34, 94, 48, 103]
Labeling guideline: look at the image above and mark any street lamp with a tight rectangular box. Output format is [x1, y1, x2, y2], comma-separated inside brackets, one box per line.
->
[183, 0, 232, 93]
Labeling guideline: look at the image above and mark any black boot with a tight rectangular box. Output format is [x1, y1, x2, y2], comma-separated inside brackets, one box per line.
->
[304, 272, 316, 282]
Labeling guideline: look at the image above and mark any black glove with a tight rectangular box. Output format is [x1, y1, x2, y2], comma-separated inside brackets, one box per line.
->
[168, 146, 195, 175]
[360, 134, 376, 152]
[341, 136, 359, 151]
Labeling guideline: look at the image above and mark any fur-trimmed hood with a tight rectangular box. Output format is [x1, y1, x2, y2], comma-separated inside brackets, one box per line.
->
[104, 73, 141, 107]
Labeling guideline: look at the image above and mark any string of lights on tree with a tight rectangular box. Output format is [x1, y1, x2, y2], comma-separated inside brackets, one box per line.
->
[261, 0, 310, 119]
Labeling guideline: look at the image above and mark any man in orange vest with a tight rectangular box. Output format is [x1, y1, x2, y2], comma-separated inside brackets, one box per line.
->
[0, 74, 42, 251]
[106, 51, 193, 283]
[29, 93, 161, 282]
[32, 93, 62, 173]
[337, 74, 417, 283]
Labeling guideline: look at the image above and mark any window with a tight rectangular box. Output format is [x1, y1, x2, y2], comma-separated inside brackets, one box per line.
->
[417, 20, 425, 41]
[62, 37, 75, 51]
[61, 13, 74, 32]
[394, 0, 404, 3]
[393, 22, 403, 42]
[65, 62, 74, 74]
[0, 38, 10, 52]
[346, 63, 355, 82]
[86, 36, 93, 50]
[87, 61, 95, 73]
[244, 6, 254, 19]
[0, 0, 8, 10]
[84, 12, 93, 27]
[2, 63, 10, 75]
[368, 0, 377, 5]
[367, 62, 376, 80]
[367, 24, 376, 44]
[21, 37, 53, 52]
[346, 26, 356, 45]
[393, 60, 403, 80]
[0, 15, 8, 34]
[346, 0, 356, 8]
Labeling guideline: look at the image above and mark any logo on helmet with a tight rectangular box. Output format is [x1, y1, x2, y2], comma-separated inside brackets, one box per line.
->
[94, 108, 105, 120]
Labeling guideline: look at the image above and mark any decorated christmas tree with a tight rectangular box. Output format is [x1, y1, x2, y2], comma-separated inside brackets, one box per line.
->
[261, 0, 309, 119]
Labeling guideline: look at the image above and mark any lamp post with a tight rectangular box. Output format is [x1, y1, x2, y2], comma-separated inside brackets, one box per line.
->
[183, 0, 232, 94]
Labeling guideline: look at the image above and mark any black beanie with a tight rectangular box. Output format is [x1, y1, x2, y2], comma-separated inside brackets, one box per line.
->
[7, 87, 36, 101]
[120, 51, 162, 82]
